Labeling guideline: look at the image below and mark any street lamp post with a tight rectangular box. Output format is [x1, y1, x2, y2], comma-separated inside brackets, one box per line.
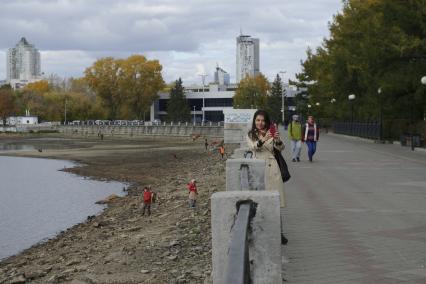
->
[348, 94, 356, 136]
[64, 97, 67, 125]
[279, 71, 286, 124]
[377, 88, 383, 142]
[315, 102, 320, 123]
[307, 104, 312, 116]
[409, 91, 415, 151]
[422, 76, 426, 121]
[193, 106, 196, 124]
[199, 74, 208, 125]
[330, 98, 336, 131]
[414, 76, 426, 150]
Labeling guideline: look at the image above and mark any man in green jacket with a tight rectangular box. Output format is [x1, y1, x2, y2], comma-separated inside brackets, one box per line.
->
[288, 115, 302, 162]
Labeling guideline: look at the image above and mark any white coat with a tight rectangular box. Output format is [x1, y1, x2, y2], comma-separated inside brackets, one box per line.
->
[247, 133, 286, 207]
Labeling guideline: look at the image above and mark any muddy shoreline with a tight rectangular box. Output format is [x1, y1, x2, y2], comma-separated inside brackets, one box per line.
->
[0, 134, 232, 284]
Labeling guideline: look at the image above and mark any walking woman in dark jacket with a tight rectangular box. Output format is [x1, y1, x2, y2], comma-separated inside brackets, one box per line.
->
[303, 115, 320, 162]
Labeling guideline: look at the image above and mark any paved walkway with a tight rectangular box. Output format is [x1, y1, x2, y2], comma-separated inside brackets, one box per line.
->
[280, 130, 426, 283]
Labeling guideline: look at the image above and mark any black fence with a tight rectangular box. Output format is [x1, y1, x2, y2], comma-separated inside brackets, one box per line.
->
[333, 122, 380, 140]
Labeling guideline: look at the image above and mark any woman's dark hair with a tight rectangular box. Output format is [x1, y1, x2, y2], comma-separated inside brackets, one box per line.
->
[248, 109, 271, 141]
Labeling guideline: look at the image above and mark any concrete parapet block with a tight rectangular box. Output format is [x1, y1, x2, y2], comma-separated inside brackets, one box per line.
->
[231, 147, 250, 158]
[226, 158, 265, 191]
[224, 129, 243, 144]
[211, 191, 282, 284]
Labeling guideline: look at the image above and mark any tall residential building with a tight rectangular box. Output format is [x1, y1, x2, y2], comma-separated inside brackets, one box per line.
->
[236, 34, 259, 83]
[7, 37, 41, 85]
[214, 65, 230, 86]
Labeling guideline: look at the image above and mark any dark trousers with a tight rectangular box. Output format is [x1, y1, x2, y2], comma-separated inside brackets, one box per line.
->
[306, 141, 317, 161]
[142, 202, 151, 216]
[189, 199, 196, 208]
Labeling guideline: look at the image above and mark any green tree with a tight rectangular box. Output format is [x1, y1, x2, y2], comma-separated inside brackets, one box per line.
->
[266, 74, 285, 123]
[233, 74, 269, 109]
[15, 88, 44, 118]
[0, 86, 17, 125]
[295, 0, 426, 133]
[41, 92, 63, 121]
[166, 78, 190, 122]
[64, 92, 103, 121]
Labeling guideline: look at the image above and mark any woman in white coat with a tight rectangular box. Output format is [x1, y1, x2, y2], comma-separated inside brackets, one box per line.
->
[246, 109, 288, 245]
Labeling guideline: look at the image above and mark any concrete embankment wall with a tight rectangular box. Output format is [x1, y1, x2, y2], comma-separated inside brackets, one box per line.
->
[0, 125, 58, 132]
[59, 125, 224, 138]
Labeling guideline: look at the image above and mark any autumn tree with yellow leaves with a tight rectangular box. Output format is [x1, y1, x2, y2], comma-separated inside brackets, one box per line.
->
[233, 74, 270, 109]
[0, 54, 165, 123]
[84, 55, 164, 120]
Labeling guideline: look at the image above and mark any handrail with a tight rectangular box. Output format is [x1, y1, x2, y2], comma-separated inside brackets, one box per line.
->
[224, 200, 257, 284]
[240, 151, 253, 191]
[240, 164, 250, 191]
[244, 150, 253, 159]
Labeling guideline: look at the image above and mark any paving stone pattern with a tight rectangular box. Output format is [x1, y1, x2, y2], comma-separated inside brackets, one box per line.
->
[279, 129, 426, 283]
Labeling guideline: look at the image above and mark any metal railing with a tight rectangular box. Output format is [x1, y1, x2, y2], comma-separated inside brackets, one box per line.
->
[333, 122, 380, 139]
[224, 200, 257, 284]
[64, 121, 223, 127]
[244, 151, 253, 159]
[240, 164, 250, 191]
[224, 150, 256, 283]
[240, 151, 253, 191]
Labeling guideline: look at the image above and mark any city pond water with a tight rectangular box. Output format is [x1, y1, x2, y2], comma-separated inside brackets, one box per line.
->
[0, 156, 125, 260]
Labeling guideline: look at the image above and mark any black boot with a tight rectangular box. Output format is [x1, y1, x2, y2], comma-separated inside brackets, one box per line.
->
[281, 234, 288, 245]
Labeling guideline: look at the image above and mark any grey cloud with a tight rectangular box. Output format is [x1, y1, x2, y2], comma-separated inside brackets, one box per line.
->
[0, 0, 343, 82]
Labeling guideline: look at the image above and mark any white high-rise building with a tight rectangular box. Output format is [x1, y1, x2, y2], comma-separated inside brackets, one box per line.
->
[7, 37, 41, 88]
[236, 34, 259, 83]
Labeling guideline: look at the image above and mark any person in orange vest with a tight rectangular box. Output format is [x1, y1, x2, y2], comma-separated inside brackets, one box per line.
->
[219, 145, 225, 159]
[142, 186, 154, 216]
[187, 179, 198, 208]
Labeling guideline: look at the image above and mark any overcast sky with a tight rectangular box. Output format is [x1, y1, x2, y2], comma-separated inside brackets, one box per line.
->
[0, 0, 343, 85]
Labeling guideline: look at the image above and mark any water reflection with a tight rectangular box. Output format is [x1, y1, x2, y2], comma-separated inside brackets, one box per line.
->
[0, 144, 35, 151]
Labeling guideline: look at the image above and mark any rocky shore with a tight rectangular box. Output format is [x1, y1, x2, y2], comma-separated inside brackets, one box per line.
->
[0, 134, 232, 284]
